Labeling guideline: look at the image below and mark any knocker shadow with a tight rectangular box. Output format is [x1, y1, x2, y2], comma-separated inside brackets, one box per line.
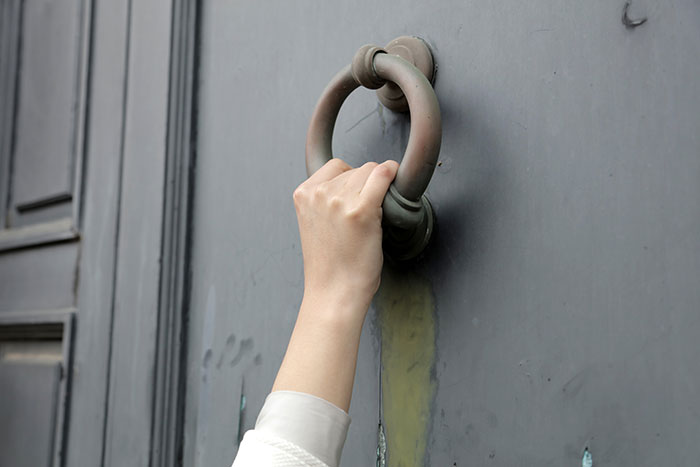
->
[422, 91, 507, 300]
[334, 85, 507, 293]
[376, 93, 507, 279]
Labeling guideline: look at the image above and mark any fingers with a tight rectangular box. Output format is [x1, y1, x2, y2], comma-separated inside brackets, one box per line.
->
[343, 162, 379, 193]
[360, 160, 399, 206]
[306, 158, 351, 186]
[300, 158, 398, 210]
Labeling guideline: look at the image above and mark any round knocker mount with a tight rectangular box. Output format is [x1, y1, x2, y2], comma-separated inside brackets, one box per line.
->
[305, 36, 442, 260]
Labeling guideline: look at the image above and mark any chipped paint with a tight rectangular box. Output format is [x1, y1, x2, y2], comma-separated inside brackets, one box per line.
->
[237, 387, 247, 445]
[376, 422, 386, 467]
[582, 448, 593, 467]
[376, 268, 437, 466]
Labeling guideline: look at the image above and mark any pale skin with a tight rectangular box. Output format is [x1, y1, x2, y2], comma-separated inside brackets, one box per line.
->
[272, 158, 399, 412]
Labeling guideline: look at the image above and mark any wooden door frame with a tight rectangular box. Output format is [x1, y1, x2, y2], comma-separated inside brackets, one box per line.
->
[66, 0, 200, 465]
[102, 0, 200, 465]
[151, 0, 200, 465]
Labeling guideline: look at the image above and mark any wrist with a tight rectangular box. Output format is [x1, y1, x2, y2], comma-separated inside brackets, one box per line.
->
[273, 286, 370, 411]
[300, 285, 372, 330]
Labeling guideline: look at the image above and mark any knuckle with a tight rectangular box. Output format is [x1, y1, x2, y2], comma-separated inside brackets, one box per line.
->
[292, 186, 307, 204]
[328, 195, 344, 209]
[327, 158, 348, 170]
[346, 206, 363, 220]
[347, 204, 375, 224]
[374, 163, 393, 178]
[314, 182, 330, 198]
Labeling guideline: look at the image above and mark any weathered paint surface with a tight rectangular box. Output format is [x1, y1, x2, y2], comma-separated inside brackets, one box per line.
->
[184, 1, 700, 465]
[376, 267, 437, 466]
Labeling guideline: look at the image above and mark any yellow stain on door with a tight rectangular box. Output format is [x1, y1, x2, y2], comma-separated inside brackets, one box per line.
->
[376, 267, 437, 466]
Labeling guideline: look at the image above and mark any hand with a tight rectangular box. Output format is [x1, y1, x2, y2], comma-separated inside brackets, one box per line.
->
[293, 158, 399, 317]
[272, 158, 398, 411]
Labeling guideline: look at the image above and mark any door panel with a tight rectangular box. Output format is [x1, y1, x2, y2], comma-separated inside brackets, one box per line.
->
[0, 0, 89, 240]
[0, 243, 79, 312]
[185, 1, 700, 465]
[0, 311, 73, 467]
[0, 0, 91, 463]
[0, 362, 61, 466]
[0, 0, 134, 465]
[11, 0, 83, 211]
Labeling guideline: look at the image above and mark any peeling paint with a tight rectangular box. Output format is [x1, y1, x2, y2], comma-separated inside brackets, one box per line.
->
[376, 268, 437, 466]
[237, 384, 247, 445]
[376, 422, 386, 467]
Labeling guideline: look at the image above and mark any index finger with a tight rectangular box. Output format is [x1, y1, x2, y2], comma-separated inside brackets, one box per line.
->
[359, 160, 399, 206]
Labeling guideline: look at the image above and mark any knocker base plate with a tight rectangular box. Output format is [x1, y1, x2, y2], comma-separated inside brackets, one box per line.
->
[377, 36, 435, 112]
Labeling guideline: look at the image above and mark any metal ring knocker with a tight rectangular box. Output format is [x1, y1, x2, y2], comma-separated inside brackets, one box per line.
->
[306, 36, 442, 260]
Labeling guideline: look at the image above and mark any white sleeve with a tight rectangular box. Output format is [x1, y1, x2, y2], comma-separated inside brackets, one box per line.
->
[231, 390, 351, 467]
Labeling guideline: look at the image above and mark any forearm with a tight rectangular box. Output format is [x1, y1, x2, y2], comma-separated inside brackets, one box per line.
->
[271, 289, 370, 412]
[233, 154, 397, 467]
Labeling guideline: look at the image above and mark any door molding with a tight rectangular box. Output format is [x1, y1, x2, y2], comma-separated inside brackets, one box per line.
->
[99, 0, 199, 464]
[151, 0, 200, 465]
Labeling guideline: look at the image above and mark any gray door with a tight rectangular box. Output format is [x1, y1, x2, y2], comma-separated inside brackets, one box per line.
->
[0, 0, 88, 465]
[1, 1, 192, 465]
[183, 1, 700, 466]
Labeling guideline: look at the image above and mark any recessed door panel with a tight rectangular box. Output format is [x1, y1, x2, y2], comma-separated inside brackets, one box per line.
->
[11, 0, 83, 209]
[0, 361, 61, 467]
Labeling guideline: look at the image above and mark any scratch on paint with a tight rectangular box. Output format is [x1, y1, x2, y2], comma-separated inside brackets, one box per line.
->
[237, 378, 247, 445]
[346, 106, 379, 133]
[376, 268, 437, 466]
[376, 423, 386, 467]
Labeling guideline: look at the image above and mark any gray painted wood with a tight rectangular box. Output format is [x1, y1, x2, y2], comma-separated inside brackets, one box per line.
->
[101, 0, 173, 465]
[151, 1, 198, 465]
[182, 3, 386, 465]
[0, 1, 93, 464]
[0, 242, 78, 312]
[11, 0, 83, 210]
[0, 218, 78, 251]
[0, 309, 76, 467]
[0, 361, 61, 467]
[0, 0, 22, 227]
[183, 1, 700, 466]
[419, 1, 700, 464]
[0, 0, 696, 465]
[0, 0, 90, 248]
[62, 0, 130, 464]
[12, 203, 74, 229]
